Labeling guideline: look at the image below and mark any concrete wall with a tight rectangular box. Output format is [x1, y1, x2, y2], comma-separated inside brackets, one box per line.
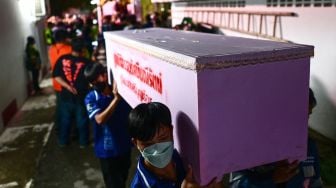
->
[279, 8, 336, 141]
[0, 0, 46, 131]
[171, 2, 336, 140]
[220, 7, 336, 141]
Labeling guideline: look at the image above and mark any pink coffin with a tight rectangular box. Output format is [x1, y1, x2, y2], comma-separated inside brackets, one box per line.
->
[104, 28, 314, 185]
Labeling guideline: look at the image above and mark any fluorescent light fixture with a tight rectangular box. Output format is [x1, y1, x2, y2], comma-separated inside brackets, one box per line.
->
[90, 0, 99, 5]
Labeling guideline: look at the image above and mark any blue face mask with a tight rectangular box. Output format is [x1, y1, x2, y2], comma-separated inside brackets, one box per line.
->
[140, 141, 174, 168]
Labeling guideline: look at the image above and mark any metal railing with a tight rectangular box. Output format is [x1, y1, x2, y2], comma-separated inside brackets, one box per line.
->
[173, 8, 297, 42]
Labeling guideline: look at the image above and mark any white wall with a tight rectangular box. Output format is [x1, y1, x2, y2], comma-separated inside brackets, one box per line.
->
[0, 0, 42, 131]
[281, 8, 336, 141]
[222, 7, 336, 141]
[171, 3, 336, 140]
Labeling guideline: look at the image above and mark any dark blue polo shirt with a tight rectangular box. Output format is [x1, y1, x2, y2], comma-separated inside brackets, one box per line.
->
[85, 90, 132, 158]
[131, 150, 186, 188]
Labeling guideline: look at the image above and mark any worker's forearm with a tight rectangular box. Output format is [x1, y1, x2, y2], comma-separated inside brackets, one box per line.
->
[94, 96, 120, 125]
[55, 77, 71, 90]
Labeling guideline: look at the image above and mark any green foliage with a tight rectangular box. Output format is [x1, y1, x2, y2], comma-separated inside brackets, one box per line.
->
[141, 0, 154, 22]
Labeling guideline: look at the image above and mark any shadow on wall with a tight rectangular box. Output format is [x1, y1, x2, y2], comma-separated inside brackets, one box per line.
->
[176, 111, 200, 182]
[310, 75, 336, 141]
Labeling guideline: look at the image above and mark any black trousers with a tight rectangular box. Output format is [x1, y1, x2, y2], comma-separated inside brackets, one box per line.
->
[99, 152, 131, 188]
[31, 69, 40, 91]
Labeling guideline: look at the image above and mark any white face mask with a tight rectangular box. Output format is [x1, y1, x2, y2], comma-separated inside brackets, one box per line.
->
[140, 141, 174, 168]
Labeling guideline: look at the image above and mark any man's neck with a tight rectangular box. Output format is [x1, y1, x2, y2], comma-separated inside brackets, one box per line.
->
[144, 160, 177, 182]
[102, 85, 112, 95]
[71, 52, 80, 57]
[55, 42, 66, 46]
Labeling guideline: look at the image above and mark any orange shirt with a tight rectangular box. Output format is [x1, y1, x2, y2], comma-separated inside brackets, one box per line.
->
[49, 43, 72, 91]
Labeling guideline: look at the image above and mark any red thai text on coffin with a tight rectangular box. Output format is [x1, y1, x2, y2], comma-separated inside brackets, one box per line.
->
[114, 53, 163, 94]
[120, 75, 152, 103]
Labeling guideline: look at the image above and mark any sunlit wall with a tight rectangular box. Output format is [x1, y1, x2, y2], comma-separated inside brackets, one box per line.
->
[0, 0, 38, 130]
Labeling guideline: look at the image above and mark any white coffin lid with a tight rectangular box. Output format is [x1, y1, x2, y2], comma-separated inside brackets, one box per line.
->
[104, 28, 314, 71]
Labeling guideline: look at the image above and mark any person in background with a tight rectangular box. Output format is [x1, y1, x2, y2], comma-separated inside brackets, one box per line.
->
[48, 30, 72, 90]
[44, 22, 54, 46]
[151, 12, 162, 27]
[102, 15, 113, 32]
[92, 35, 107, 66]
[25, 36, 42, 94]
[301, 88, 322, 188]
[52, 39, 91, 148]
[82, 17, 94, 58]
[128, 102, 221, 188]
[84, 63, 132, 188]
[229, 88, 322, 188]
[142, 14, 153, 28]
[123, 15, 140, 30]
[160, 11, 171, 28]
[48, 29, 72, 130]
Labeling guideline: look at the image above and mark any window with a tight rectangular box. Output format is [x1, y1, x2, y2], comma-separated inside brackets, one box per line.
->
[238, 0, 246, 7]
[303, 0, 311, 6]
[296, 0, 303, 6]
[183, 0, 246, 8]
[272, 0, 278, 6]
[229, 1, 237, 7]
[265, 0, 335, 8]
[34, 0, 46, 17]
[323, 0, 332, 7]
[314, 0, 322, 6]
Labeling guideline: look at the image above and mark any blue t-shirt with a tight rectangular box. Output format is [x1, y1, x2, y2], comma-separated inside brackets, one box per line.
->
[131, 150, 186, 188]
[85, 90, 132, 158]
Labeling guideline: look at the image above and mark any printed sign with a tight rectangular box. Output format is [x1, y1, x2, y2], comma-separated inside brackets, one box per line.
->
[106, 42, 167, 107]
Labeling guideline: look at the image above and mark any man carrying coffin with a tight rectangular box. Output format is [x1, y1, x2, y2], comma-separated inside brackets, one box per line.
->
[128, 102, 222, 188]
[84, 63, 132, 188]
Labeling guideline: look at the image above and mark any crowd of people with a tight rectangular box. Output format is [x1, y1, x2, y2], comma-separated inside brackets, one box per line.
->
[24, 8, 190, 188]
[22, 6, 323, 187]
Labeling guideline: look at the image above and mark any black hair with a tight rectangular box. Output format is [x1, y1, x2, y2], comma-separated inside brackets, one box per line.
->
[145, 14, 151, 22]
[84, 63, 107, 83]
[71, 38, 84, 53]
[27, 36, 35, 45]
[47, 22, 53, 28]
[54, 30, 67, 43]
[309, 88, 317, 108]
[127, 15, 137, 25]
[128, 102, 172, 141]
[103, 15, 112, 23]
